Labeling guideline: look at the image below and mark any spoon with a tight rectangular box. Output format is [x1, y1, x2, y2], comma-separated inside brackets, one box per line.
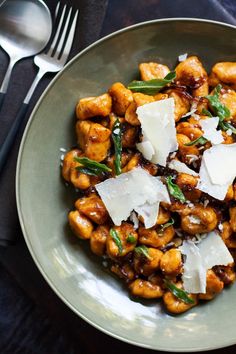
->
[0, 0, 52, 109]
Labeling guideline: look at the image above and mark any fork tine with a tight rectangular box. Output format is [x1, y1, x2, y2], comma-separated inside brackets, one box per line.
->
[54, 6, 72, 59]
[59, 9, 79, 64]
[55, 1, 60, 18]
[47, 3, 67, 56]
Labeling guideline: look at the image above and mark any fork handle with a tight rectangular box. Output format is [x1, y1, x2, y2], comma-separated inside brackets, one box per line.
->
[0, 103, 28, 172]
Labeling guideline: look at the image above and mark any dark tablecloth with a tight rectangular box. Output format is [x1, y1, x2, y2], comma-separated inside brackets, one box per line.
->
[1, 0, 236, 353]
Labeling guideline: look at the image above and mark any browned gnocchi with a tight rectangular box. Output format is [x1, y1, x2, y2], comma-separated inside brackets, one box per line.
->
[62, 55, 236, 314]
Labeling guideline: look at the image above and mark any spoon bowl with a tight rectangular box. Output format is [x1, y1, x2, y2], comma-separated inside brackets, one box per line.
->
[0, 0, 52, 101]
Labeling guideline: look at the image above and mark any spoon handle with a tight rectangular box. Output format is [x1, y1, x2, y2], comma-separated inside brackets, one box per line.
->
[0, 58, 17, 110]
[0, 103, 28, 172]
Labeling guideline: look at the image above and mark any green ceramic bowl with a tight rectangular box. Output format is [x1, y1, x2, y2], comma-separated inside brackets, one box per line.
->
[16, 19, 236, 352]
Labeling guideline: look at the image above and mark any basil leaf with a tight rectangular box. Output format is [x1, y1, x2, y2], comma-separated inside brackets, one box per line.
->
[126, 233, 136, 243]
[134, 245, 152, 260]
[112, 118, 122, 175]
[205, 84, 230, 121]
[184, 136, 208, 146]
[110, 228, 123, 254]
[166, 176, 186, 203]
[75, 156, 111, 176]
[76, 167, 98, 176]
[164, 279, 195, 304]
[218, 120, 236, 134]
[160, 218, 175, 231]
[201, 108, 212, 117]
[127, 71, 176, 95]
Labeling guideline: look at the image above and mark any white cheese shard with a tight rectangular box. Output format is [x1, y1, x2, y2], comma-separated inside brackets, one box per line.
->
[199, 117, 224, 145]
[135, 202, 160, 229]
[168, 159, 198, 176]
[188, 215, 201, 224]
[197, 160, 229, 200]
[180, 231, 233, 293]
[203, 143, 236, 185]
[181, 108, 196, 119]
[198, 231, 233, 270]
[95, 167, 170, 228]
[197, 144, 236, 200]
[136, 140, 155, 161]
[178, 53, 188, 62]
[130, 211, 139, 229]
[179, 240, 206, 293]
[136, 98, 178, 166]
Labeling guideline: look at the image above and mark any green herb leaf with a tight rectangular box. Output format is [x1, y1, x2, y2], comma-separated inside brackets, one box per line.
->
[127, 71, 176, 95]
[126, 233, 136, 243]
[166, 176, 186, 203]
[134, 245, 152, 260]
[184, 135, 208, 146]
[160, 218, 175, 231]
[218, 120, 236, 134]
[75, 156, 111, 176]
[76, 167, 98, 176]
[205, 84, 230, 121]
[112, 118, 122, 175]
[110, 228, 123, 254]
[201, 108, 212, 117]
[164, 279, 195, 304]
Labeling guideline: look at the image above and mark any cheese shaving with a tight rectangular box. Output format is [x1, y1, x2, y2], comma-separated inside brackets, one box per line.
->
[197, 143, 236, 200]
[178, 53, 188, 62]
[130, 211, 139, 229]
[179, 240, 206, 293]
[197, 159, 229, 200]
[135, 202, 160, 229]
[180, 231, 233, 293]
[181, 108, 196, 119]
[95, 167, 170, 228]
[136, 140, 155, 161]
[199, 117, 224, 145]
[136, 98, 178, 166]
[168, 159, 198, 176]
[203, 143, 236, 185]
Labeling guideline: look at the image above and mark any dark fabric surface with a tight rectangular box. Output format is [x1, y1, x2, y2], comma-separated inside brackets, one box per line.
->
[1, 0, 236, 354]
[101, 0, 236, 36]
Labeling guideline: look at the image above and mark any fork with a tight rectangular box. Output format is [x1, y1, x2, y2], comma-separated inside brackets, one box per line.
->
[0, 2, 79, 172]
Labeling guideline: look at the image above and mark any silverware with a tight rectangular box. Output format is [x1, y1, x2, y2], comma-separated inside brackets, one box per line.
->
[0, 2, 79, 172]
[0, 0, 52, 109]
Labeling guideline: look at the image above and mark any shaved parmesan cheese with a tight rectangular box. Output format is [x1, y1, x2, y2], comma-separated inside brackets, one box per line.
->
[179, 240, 206, 293]
[130, 211, 139, 229]
[178, 53, 188, 62]
[136, 98, 178, 166]
[135, 202, 159, 229]
[197, 159, 229, 200]
[181, 108, 196, 119]
[180, 231, 233, 293]
[136, 140, 155, 161]
[188, 215, 201, 224]
[95, 167, 170, 228]
[168, 159, 198, 176]
[197, 143, 236, 200]
[203, 144, 236, 185]
[198, 231, 233, 270]
[199, 117, 224, 145]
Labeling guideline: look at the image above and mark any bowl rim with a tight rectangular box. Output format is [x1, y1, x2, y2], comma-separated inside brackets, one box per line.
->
[16, 17, 236, 352]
